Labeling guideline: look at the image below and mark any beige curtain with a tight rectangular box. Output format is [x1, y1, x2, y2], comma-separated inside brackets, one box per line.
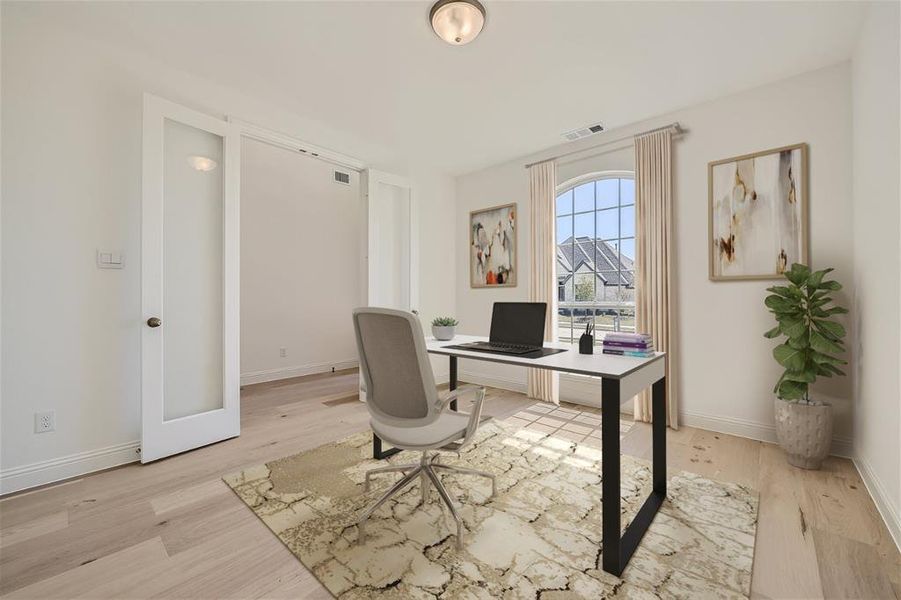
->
[634, 130, 678, 427]
[527, 160, 559, 404]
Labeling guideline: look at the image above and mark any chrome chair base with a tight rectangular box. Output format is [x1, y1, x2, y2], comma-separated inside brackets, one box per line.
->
[358, 451, 496, 550]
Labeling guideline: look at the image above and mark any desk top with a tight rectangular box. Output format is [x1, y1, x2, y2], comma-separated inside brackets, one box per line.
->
[426, 335, 664, 380]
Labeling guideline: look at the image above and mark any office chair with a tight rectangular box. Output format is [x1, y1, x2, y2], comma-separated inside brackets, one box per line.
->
[352, 307, 496, 550]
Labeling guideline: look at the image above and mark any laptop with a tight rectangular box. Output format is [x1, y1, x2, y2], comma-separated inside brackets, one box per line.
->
[454, 302, 547, 355]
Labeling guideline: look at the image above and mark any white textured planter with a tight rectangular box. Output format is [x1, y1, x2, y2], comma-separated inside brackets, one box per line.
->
[432, 325, 456, 341]
[774, 398, 834, 469]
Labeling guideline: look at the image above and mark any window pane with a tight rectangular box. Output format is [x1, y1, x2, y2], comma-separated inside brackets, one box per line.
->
[557, 305, 574, 343]
[574, 211, 593, 240]
[556, 190, 572, 216]
[596, 208, 618, 240]
[597, 179, 618, 209]
[574, 182, 594, 213]
[595, 309, 618, 334]
[574, 272, 595, 302]
[619, 238, 635, 263]
[621, 178, 635, 204]
[621, 205, 635, 236]
[556, 216, 572, 245]
[618, 307, 636, 333]
[572, 307, 594, 337]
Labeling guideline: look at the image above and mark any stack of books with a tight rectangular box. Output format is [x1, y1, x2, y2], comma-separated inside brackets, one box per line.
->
[602, 332, 654, 358]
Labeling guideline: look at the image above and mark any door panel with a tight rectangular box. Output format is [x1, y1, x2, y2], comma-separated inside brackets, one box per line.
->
[365, 170, 417, 310]
[142, 94, 240, 462]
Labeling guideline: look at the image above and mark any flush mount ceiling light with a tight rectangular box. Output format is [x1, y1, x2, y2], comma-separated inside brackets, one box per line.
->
[187, 155, 218, 172]
[429, 0, 486, 46]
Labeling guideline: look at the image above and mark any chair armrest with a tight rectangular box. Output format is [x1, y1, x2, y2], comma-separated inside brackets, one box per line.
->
[436, 384, 484, 413]
[437, 384, 486, 448]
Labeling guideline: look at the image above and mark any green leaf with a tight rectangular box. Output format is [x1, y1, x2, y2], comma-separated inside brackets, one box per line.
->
[788, 335, 810, 350]
[807, 268, 833, 289]
[810, 330, 844, 354]
[813, 318, 846, 340]
[824, 364, 847, 377]
[777, 379, 808, 400]
[774, 344, 806, 371]
[810, 350, 847, 366]
[821, 306, 849, 316]
[765, 295, 796, 313]
[763, 325, 782, 339]
[783, 370, 816, 383]
[819, 280, 842, 291]
[781, 318, 808, 339]
[785, 263, 811, 286]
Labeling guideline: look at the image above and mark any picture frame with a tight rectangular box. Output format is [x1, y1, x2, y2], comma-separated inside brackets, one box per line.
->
[708, 143, 809, 281]
[470, 202, 517, 288]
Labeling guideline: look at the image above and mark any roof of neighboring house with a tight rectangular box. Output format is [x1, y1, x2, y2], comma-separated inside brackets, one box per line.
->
[557, 236, 634, 286]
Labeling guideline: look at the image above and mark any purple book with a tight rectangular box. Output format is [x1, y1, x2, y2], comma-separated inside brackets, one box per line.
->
[603, 340, 652, 349]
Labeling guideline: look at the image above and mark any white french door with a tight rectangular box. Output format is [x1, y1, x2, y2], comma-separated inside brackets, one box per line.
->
[365, 169, 418, 311]
[141, 94, 241, 462]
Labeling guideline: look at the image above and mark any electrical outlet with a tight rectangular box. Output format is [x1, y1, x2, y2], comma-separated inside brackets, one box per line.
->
[279, 347, 287, 358]
[34, 411, 55, 433]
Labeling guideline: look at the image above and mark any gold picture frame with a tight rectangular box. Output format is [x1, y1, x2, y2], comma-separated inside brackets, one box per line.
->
[708, 143, 809, 281]
[470, 202, 517, 288]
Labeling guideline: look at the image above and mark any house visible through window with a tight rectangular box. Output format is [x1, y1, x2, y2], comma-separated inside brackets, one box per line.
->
[555, 174, 636, 343]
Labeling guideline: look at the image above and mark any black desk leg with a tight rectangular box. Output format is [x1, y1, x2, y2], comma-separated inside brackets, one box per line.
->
[601, 378, 623, 575]
[601, 374, 667, 577]
[449, 356, 458, 411]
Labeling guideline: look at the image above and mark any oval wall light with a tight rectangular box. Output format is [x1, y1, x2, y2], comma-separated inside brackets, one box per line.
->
[187, 155, 218, 172]
[429, 0, 486, 46]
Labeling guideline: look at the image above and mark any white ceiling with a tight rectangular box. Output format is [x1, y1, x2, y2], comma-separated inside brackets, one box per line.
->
[25, 1, 866, 174]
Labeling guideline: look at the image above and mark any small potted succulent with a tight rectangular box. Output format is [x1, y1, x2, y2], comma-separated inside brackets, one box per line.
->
[764, 263, 848, 469]
[431, 316, 459, 341]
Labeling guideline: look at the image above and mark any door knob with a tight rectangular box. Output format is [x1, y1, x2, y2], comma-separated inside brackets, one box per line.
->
[147, 317, 162, 328]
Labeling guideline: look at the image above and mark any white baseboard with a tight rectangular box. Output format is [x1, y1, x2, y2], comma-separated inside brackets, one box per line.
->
[0, 440, 140, 496]
[853, 452, 901, 552]
[241, 359, 358, 385]
[679, 409, 854, 458]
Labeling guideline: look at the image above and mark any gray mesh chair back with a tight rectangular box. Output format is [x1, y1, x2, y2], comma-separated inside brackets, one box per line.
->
[352, 307, 439, 427]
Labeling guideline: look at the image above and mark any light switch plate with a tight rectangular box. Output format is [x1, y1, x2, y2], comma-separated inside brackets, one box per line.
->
[97, 249, 124, 269]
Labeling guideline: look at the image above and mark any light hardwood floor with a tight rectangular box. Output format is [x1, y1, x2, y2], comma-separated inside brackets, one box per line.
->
[1, 369, 898, 599]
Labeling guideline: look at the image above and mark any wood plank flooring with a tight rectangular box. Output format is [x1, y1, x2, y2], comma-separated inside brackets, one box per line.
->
[1, 369, 898, 599]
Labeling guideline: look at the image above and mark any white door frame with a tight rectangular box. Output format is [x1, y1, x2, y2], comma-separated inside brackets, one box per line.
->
[141, 93, 241, 462]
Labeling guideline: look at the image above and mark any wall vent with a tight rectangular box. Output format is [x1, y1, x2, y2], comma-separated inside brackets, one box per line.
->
[334, 171, 351, 185]
[562, 122, 605, 142]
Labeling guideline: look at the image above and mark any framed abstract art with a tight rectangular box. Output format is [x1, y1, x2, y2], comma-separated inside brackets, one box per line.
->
[470, 202, 516, 287]
[709, 143, 809, 281]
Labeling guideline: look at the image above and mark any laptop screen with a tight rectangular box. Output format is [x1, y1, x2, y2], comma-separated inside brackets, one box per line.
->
[489, 302, 547, 347]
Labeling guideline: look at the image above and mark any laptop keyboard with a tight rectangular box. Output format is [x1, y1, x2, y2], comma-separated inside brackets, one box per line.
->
[485, 342, 540, 353]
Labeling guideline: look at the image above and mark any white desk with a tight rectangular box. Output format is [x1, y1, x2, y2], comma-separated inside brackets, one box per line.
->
[372, 334, 667, 577]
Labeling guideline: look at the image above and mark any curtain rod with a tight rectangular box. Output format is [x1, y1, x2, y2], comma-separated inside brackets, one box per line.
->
[524, 122, 683, 169]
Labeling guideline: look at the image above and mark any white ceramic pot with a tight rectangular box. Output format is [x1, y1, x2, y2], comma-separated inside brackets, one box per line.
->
[432, 325, 456, 341]
[774, 398, 834, 469]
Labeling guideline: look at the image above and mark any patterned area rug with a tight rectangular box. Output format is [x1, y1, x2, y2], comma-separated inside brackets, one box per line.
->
[224, 421, 758, 598]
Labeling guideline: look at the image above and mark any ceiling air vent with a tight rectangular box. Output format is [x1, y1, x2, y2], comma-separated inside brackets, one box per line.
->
[334, 170, 351, 185]
[562, 122, 605, 142]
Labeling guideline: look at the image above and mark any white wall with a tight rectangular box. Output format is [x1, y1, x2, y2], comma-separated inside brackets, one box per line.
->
[0, 10, 456, 493]
[850, 2, 901, 547]
[240, 138, 362, 385]
[456, 64, 856, 453]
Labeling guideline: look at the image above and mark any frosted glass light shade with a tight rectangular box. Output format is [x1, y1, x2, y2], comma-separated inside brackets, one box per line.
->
[430, 0, 486, 45]
[187, 155, 218, 172]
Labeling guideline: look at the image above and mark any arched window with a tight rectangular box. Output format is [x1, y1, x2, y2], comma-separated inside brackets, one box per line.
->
[555, 172, 635, 343]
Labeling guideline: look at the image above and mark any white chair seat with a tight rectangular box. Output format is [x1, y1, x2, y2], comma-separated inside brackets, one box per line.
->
[371, 410, 471, 450]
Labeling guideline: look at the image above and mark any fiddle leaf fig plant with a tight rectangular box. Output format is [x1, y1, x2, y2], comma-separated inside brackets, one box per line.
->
[763, 263, 848, 403]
